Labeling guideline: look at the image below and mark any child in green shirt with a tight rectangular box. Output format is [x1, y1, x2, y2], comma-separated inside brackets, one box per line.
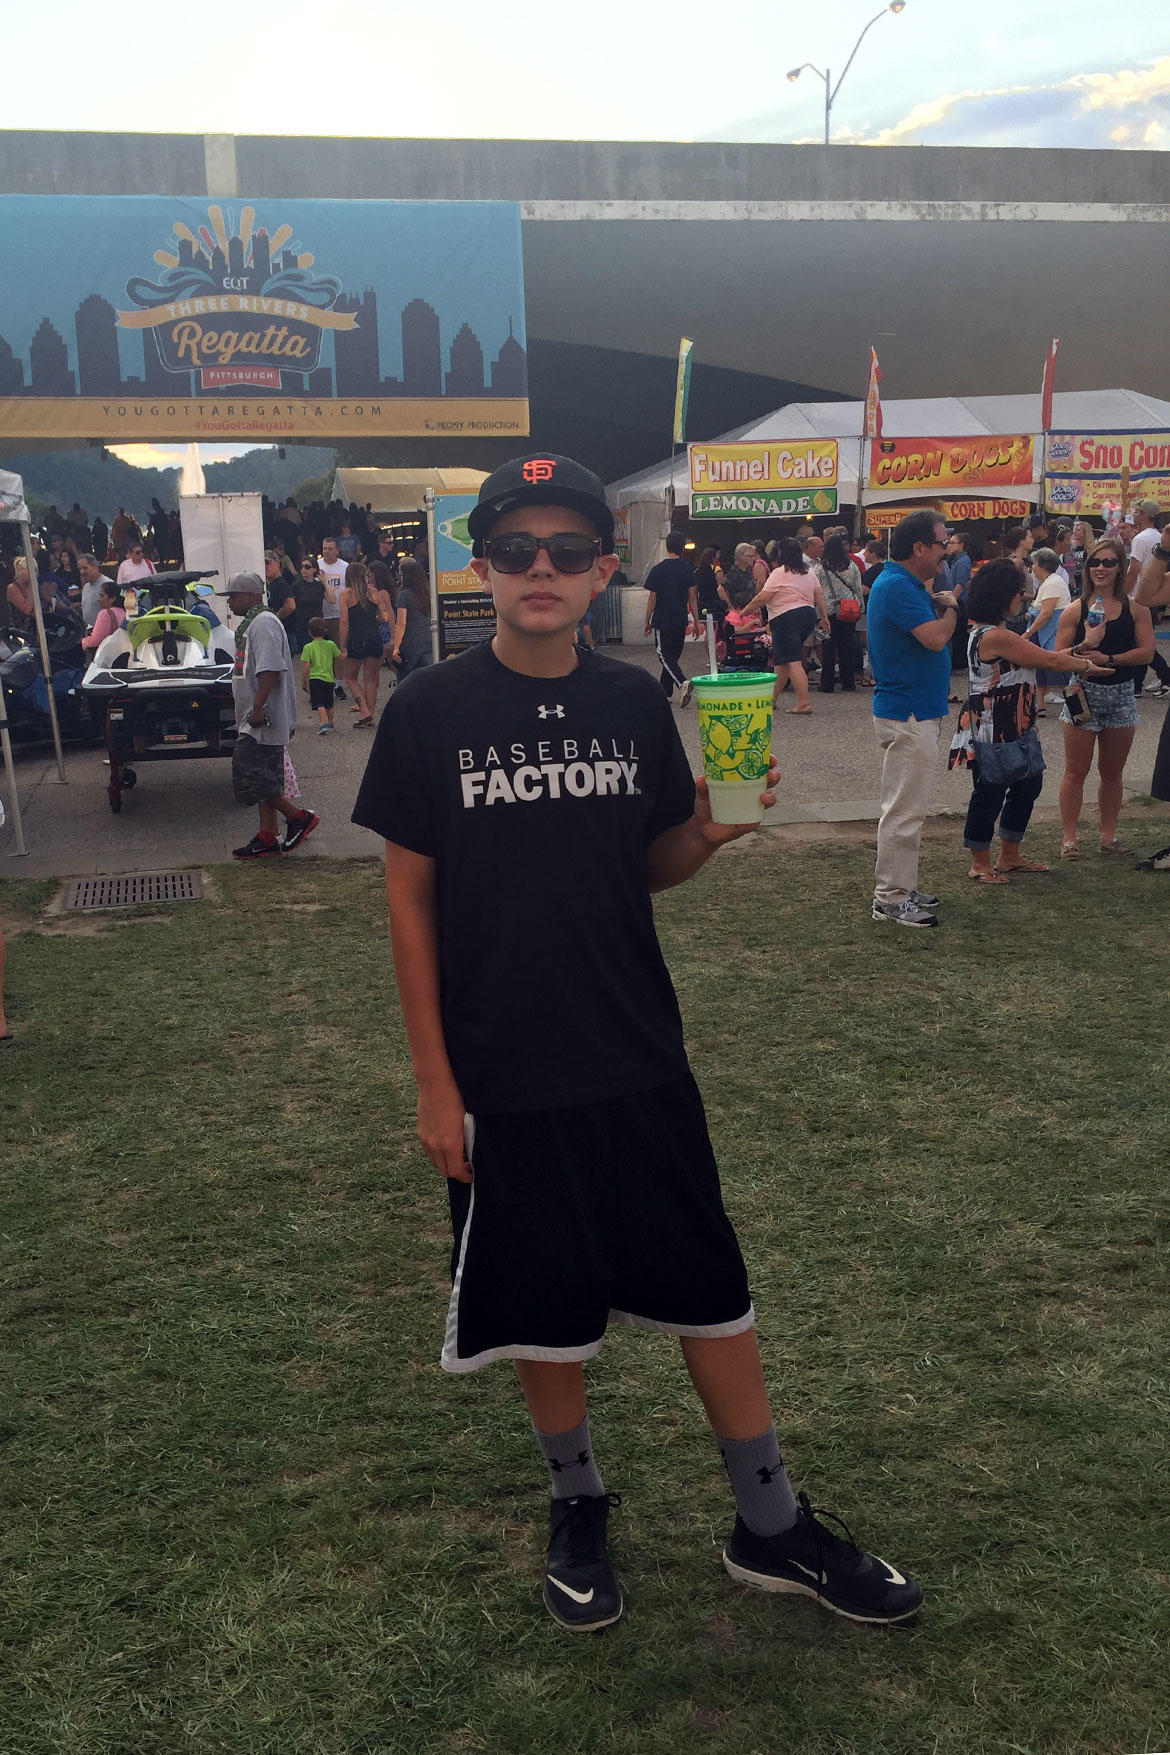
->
[300, 617, 342, 732]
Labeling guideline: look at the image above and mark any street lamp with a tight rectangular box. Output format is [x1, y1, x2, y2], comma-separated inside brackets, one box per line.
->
[787, 2, 907, 146]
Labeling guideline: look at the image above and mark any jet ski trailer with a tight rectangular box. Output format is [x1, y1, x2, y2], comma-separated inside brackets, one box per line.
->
[80, 570, 238, 813]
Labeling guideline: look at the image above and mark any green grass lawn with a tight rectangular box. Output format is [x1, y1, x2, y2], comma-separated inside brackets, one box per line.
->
[2, 823, 1169, 1755]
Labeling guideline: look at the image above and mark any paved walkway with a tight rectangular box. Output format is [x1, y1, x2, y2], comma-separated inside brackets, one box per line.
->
[3, 644, 1168, 878]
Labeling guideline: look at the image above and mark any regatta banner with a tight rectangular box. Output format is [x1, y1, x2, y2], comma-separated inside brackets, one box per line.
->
[868, 435, 1034, 492]
[689, 440, 838, 518]
[0, 195, 528, 442]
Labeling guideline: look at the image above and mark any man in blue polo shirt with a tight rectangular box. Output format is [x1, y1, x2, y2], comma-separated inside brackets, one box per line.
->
[866, 510, 957, 928]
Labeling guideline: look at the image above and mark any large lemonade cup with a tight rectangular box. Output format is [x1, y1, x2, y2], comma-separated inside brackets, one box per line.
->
[691, 672, 775, 825]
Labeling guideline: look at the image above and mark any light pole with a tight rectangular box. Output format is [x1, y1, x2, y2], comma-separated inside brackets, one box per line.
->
[787, 2, 906, 146]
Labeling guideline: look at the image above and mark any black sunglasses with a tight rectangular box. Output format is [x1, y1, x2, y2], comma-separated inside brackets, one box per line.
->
[1087, 555, 1119, 569]
[484, 532, 602, 575]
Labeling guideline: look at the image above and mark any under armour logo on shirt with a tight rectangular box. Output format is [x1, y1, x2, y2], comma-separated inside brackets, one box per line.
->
[537, 704, 565, 719]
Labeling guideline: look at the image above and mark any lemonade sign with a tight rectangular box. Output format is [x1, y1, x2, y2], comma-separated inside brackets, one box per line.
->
[689, 441, 838, 519]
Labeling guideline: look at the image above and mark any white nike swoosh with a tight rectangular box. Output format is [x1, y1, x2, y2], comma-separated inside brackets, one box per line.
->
[873, 1557, 908, 1585]
[547, 1575, 595, 1605]
[788, 1559, 823, 1582]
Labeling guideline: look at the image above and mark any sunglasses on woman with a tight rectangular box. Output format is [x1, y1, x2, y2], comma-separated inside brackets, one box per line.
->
[1087, 555, 1119, 569]
[484, 532, 603, 575]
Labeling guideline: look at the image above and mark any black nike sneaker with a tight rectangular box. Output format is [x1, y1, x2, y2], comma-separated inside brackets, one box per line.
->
[542, 1493, 623, 1633]
[723, 1492, 923, 1625]
[1135, 842, 1170, 872]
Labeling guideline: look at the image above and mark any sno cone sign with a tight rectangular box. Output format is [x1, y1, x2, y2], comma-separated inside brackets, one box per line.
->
[692, 672, 775, 825]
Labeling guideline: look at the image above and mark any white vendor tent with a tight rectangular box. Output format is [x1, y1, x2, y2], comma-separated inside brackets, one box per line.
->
[608, 387, 1170, 579]
[331, 467, 487, 517]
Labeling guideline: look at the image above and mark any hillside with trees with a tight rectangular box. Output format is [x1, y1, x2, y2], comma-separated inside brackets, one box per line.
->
[0, 446, 337, 524]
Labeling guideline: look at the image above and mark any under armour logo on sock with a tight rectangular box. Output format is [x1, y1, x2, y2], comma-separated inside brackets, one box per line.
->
[548, 1451, 590, 1473]
[755, 1463, 786, 1486]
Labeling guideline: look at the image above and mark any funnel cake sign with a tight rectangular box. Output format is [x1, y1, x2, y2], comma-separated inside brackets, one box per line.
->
[0, 195, 528, 441]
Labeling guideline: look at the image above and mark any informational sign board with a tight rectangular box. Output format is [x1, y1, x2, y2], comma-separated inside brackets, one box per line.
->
[689, 440, 838, 520]
[865, 498, 1032, 530]
[868, 435, 1034, 493]
[434, 492, 494, 659]
[1045, 431, 1170, 516]
[0, 195, 528, 444]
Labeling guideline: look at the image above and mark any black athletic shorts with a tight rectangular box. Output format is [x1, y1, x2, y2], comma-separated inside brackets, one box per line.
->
[308, 678, 335, 710]
[441, 1072, 754, 1373]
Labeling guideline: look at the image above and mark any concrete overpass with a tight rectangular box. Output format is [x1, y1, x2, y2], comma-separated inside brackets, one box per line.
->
[2, 132, 1168, 476]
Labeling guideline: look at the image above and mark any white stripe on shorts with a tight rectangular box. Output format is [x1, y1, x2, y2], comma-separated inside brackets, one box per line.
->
[440, 1115, 607, 1374]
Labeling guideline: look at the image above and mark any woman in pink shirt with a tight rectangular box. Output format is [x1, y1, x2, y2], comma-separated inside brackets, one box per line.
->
[741, 538, 830, 713]
[80, 582, 126, 651]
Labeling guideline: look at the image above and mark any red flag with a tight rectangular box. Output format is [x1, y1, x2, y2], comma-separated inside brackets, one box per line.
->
[1040, 337, 1060, 433]
[864, 346, 883, 442]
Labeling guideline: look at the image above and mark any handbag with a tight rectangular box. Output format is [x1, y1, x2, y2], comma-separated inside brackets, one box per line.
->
[972, 726, 1045, 786]
[830, 568, 861, 621]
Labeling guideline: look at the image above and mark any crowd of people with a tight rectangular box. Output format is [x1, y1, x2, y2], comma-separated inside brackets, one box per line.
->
[637, 502, 1170, 920]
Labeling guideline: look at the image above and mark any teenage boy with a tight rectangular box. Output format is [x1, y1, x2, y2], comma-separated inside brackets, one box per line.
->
[353, 455, 922, 1633]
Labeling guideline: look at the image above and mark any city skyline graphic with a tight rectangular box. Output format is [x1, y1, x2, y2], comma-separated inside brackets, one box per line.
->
[0, 196, 528, 406]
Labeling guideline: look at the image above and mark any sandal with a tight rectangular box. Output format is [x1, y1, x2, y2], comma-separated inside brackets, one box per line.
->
[1061, 842, 1080, 860]
[969, 869, 1010, 884]
[786, 705, 812, 715]
[354, 715, 375, 728]
[995, 857, 1049, 874]
[1100, 837, 1130, 855]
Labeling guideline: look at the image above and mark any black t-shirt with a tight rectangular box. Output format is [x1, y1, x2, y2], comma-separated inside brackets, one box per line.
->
[352, 642, 696, 1115]
[645, 556, 695, 629]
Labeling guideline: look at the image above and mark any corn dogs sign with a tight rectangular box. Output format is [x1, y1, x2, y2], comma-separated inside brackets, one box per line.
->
[868, 435, 1035, 493]
[689, 441, 838, 519]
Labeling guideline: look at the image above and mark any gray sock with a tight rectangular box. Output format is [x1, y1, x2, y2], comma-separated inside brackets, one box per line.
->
[535, 1417, 605, 1500]
[718, 1426, 799, 1537]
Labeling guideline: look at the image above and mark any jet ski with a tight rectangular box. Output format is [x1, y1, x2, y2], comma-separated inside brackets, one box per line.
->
[80, 569, 239, 812]
[1, 608, 101, 746]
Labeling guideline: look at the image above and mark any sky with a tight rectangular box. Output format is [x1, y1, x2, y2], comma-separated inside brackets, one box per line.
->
[26, 0, 1165, 472]
[7, 0, 1168, 149]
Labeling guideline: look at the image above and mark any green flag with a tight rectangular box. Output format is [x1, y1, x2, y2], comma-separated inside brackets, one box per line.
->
[673, 337, 693, 445]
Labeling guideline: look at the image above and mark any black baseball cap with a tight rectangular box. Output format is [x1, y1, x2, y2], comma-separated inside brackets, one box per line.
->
[467, 453, 615, 556]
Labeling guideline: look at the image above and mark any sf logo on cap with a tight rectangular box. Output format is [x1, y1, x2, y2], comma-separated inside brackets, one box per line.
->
[522, 459, 557, 483]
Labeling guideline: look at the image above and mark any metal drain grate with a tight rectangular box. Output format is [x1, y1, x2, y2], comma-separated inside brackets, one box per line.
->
[62, 870, 203, 912]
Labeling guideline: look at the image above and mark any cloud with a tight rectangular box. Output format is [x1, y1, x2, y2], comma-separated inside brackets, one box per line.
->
[710, 57, 1170, 151]
[837, 56, 1170, 149]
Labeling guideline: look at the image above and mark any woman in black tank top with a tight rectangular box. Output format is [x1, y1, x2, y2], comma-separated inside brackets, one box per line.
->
[1053, 536, 1155, 858]
[339, 561, 389, 727]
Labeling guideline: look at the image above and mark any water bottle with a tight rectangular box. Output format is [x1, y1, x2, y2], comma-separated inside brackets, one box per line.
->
[1087, 596, 1105, 628]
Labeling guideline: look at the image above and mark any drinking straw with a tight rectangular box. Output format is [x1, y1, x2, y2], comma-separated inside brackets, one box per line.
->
[706, 612, 718, 677]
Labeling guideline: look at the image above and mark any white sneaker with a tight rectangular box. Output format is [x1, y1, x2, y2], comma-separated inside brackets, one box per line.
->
[1045, 692, 1065, 706]
[871, 898, 938, 929]
[1142, 681, 1168, 697]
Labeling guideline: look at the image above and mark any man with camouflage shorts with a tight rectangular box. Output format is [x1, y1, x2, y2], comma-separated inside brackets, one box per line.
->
[227, 572, 319, 860]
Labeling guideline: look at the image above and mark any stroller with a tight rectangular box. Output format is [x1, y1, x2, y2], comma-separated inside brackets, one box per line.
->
[719, 621, 773, 674]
